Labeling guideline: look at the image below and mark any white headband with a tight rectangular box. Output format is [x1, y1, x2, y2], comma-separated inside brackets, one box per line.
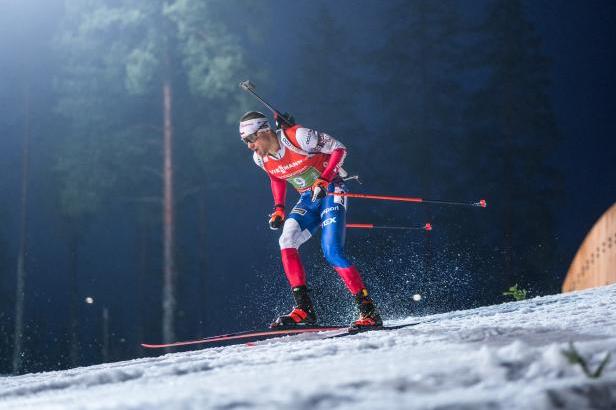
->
[239, 117, 270, 139]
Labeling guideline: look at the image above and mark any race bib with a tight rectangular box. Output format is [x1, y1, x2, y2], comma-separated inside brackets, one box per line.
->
[288, 167, 320, 190]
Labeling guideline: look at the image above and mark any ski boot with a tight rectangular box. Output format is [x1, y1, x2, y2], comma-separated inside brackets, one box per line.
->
[350, 289, 383, 330]
[271, 286, 317, 328]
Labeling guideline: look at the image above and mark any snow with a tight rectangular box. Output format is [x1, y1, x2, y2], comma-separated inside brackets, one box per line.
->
[1, 284, 615, 410]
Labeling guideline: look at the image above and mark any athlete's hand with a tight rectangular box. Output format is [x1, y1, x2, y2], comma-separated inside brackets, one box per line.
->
[311, 178, 330, 202]
[274, 112, 295, 130]
[269, 205, 285, 230]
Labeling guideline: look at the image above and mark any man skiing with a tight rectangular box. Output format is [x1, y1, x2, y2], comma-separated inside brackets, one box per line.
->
[239, 111, 382, 329]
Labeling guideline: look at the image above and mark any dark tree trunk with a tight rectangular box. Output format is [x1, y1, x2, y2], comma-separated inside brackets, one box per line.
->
[12, 83, 31, 374]
[418, 2, 434, 280]
[161, 75, 177, 345]
[69, 232, 80, 367]
[137, 222, 148, 353]
[197, 191, 208, 337]
[101, 307, 109, 363]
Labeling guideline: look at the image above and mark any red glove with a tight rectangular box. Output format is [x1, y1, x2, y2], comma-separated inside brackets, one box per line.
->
[269, 205, 285, 230]
[311, 177, 330, 202]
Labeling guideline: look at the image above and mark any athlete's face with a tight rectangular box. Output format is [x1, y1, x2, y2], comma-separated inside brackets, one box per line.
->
[246, 129, 278, 156]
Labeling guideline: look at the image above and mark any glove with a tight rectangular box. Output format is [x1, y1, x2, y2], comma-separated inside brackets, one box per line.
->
[274, 112, 295, 130]
[310, 177, 330, 202]
[269, 205, 285, 230]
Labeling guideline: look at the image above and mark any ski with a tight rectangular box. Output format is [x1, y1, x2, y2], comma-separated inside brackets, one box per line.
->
[141, 325, 346, 349]
[321, 322, 426, 341]
[141, 321, 427, 350]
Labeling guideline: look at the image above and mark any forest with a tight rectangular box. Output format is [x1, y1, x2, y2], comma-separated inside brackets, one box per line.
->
[0, 0, 583, 374]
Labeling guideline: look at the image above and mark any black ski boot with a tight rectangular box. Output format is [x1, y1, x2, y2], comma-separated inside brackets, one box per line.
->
[271, 286, 317, 328]
[350, 289, 383, 329]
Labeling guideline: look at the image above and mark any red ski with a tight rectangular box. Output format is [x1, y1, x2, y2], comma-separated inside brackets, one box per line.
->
[141, 321, 428, 350]
[141, 326, 347, 349]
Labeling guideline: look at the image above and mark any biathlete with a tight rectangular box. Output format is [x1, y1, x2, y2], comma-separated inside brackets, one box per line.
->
[239, 111, 382, 329]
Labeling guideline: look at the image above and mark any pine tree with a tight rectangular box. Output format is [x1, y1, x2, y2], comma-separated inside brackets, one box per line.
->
[1, 0, 58, 374]
[55, 0, 245, 347]
[291, 3, 359, 137]
[371, 0, 466, 190]
[465, 0, 562, 291]
[0, 209, 10, 373]
[368, 0, 469, 307]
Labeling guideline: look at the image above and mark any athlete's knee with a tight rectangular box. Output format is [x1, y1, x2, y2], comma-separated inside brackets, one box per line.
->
[279, 219, 310, 249]
[322, 243, 350, 267]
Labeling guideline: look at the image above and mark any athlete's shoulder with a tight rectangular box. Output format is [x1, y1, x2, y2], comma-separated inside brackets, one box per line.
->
[286, 125, 320, 152]
[279, 124, 301, 143]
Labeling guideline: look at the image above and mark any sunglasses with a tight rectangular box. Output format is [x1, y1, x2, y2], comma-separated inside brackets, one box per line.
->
[241, 127, 270, 144]
[241, 132, 259, 144]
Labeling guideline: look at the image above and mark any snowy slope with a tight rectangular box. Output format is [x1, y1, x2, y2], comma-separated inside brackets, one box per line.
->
[1, 285, 615, 410]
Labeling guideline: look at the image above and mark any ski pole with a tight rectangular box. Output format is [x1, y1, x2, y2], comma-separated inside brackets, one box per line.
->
[347, 223, 432, 231]
[331, 192, 487, 208]
[239, 80, 293, 127]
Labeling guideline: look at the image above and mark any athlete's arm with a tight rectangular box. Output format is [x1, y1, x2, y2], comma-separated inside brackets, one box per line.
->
[294, 127, 347, 181]
[268, 174, 286, 229]
[253, 151, 287, 206]
[320, 148, 346, 181]
[269, 174, 287, 208]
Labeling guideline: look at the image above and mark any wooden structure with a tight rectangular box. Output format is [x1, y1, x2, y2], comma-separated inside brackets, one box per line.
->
[562, 202, 616, 292]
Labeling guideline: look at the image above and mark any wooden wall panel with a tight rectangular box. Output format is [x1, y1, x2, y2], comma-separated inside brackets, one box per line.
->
[562, 203, 616, 292]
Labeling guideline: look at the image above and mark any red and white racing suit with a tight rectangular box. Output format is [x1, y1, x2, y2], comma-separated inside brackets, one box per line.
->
[253, 125, 366, 294]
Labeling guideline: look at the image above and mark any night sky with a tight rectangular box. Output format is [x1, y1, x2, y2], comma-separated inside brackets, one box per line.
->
[0, 0, 615, 374]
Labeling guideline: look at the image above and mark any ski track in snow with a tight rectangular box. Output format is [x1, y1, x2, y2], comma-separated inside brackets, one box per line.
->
[1, 285, 615, 410]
